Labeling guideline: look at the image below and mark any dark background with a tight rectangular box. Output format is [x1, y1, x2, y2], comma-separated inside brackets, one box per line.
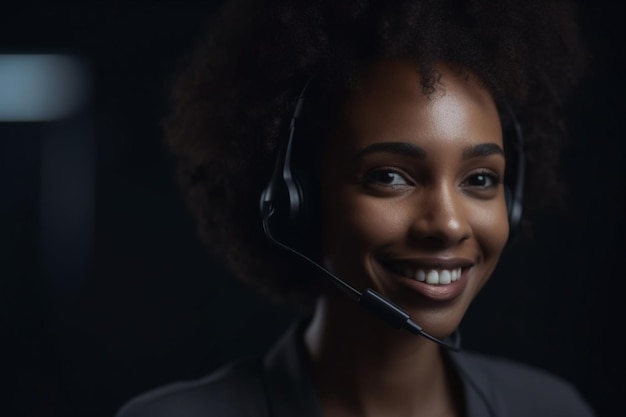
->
[1, 2, 624, 417]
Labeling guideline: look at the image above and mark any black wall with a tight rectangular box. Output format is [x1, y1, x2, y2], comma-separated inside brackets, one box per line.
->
[1, 2, 624, 417]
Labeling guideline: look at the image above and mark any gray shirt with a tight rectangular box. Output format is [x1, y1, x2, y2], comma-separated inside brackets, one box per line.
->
[116, 322, 595, 417]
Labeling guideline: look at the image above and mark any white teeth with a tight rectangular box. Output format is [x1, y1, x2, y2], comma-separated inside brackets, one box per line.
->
[391, 264, 464, 285]
[401, 267, 463, 285]
[439, 270, 451, 284]
[426, 270, 439, 284]
[416, 270, 426, 282]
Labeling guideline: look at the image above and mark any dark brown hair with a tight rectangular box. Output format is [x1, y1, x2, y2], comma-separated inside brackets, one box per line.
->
[164, 0, 586, 307]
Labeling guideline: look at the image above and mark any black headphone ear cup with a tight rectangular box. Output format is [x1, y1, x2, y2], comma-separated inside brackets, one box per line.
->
[260, 151, 306, 243]
[505, 186, 513, 217]
[500, 103, 525, 243]
[286, 173, 306, 232]
[504, 184, 520, 238]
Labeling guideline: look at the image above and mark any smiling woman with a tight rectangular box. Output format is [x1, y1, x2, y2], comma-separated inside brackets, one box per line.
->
[115, 0, 593, 416]
[317, 61, 509, 344]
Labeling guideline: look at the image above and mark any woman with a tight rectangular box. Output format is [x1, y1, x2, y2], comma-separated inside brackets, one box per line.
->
[117, 0, 594, 415]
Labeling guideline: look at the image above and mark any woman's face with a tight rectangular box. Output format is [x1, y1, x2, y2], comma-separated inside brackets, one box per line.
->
[320, 60, 509, 337]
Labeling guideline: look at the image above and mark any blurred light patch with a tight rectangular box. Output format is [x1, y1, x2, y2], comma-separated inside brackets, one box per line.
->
[0, 54, 89, 121]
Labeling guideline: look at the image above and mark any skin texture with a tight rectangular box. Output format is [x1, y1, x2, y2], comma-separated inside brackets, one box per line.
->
[304, 60, 509, 417]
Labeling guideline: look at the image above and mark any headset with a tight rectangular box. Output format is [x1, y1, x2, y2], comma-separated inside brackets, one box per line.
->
[260, 77, 525, 351]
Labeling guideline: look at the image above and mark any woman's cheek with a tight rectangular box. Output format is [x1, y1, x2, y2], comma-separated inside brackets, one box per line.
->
[469, 199, 509, 257]
[338, 193, 407, 248]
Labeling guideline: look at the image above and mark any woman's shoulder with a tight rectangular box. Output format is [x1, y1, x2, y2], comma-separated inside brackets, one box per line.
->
[114, 322, 321, 417]
[114, 357, 269, 417]
[451, 349, 596, 417]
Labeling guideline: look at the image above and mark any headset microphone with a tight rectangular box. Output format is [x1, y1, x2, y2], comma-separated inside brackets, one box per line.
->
[260, 77, 465, 351]
[260, 204, 462, 351]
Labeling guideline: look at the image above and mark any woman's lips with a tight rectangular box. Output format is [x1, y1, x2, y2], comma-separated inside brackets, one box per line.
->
[379, 259, 473, 302]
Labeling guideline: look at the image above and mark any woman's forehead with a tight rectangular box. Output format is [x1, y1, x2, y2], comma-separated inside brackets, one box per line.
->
[332, 60, 502, 151]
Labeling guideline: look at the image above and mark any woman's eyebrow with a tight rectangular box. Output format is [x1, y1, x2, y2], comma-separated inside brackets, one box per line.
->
[462, 143, 505, 159]
[353, 142, 427, 159]
[353, 141, 504, 160]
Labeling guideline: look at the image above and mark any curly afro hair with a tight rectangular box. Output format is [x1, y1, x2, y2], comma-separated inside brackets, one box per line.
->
[163, 0, 586, 308]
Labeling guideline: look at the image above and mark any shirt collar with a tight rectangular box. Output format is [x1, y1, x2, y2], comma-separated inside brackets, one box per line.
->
[263, 320, 495, 417]
[263, 321, 322, 417]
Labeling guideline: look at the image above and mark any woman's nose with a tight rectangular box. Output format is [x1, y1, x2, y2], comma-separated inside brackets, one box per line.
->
[408, 183, 472, 247]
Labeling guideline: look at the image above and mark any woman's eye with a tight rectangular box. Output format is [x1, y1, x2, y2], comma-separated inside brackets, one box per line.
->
[463, 171, 500, 188]
[364, 169, 410, 187]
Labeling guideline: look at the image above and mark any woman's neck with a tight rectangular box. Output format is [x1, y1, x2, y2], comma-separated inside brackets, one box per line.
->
[303, 296, 464, 417]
